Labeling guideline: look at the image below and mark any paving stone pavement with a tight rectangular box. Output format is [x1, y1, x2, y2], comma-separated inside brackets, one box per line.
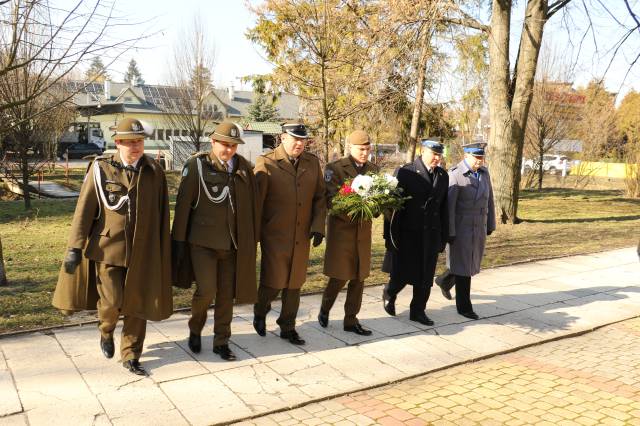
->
[0, 247, 638, 425]
[236, 317, 640, 426]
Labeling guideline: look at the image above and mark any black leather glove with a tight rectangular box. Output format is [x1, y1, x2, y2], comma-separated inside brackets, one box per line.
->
[310, 232, 324, 247]
[63, 248, 82, 274]
[487, 230, 493, 236]
[172, 240, 187, 266]
[448, 235, 456, 245]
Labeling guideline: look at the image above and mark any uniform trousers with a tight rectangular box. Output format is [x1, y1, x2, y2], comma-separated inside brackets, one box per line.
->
[386, 253, 437, 314]
[188, 245, 236, 346]
[95, 263, 147, 362]
[454, 275, 473, 314]
[254, 287, 301, 332]
[320, 278, 364, 326]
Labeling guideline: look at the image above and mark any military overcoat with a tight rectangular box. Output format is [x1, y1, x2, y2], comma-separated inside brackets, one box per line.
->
[323, 156, 379, 281]
[446, 160, 496, 277]
[171, 152, 259, 304]
[52, 152, 173, 321]
[254, 144, 326, 290]
[382, 157, 449, 287]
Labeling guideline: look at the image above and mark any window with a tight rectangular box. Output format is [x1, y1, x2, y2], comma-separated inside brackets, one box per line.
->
[157, 129, 164, 141]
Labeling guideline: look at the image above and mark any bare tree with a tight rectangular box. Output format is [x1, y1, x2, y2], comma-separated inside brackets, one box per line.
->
[523, 46, 577, 190]
[0, 0, 155, 210]
[162, 15, 220, 153]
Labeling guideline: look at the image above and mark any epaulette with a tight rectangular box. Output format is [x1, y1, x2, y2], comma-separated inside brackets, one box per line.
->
[262, 149, 275, 157]
[191, 151, 210, 159]
[304, 151, 319, 159]
[94, 153, 113, 161]
[449, 165, 458, 172]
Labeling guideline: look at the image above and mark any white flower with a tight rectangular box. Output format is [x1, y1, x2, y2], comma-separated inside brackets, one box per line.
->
[351, 174, 374, 196]
[384, 173, 398, 189]
[384, 189, 390, 194]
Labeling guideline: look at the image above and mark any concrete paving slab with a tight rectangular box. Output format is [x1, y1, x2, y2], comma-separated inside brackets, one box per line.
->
[2, 333, 105, 424]
[0, 246, 637, 425]
[0, 413, 28, 426]
[161, 374, 252, 425]
[0, 348, 22, 417]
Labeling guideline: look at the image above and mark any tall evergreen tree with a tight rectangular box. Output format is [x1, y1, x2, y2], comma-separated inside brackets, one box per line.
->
[124, 58, 144, 85]
[85, 56, 110, 81]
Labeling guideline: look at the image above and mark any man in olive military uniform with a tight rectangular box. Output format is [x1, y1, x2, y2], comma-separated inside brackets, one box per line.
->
[53, 118, 172, 376]
[172, 121, 259, 361]
[253, 123, 326, 345]
[318, 130, 379, 336]
[382, 139, 449, 326]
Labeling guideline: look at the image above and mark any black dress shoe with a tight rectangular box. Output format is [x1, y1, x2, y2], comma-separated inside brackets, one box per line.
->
[459, 311, 479, 320]
[409, 311, 434, 326]
[100, 335, 114, 359]
[253, 316, 266, 336]
[344, 323, 372, 336]
[213, 344, 237, 361]
[318, 310, 329, 328]
[382, 287, 396, 316]
[123, 359, 146, 376]
[188, 332, 201, 353]
[280, 329, 305, 345]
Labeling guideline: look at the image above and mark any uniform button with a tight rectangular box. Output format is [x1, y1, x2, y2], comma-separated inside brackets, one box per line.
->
[295, 241, 299, 245]
[298, 202, 302, 206]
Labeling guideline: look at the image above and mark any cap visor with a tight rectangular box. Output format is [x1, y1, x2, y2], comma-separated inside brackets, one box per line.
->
[212, 134, 245, 144]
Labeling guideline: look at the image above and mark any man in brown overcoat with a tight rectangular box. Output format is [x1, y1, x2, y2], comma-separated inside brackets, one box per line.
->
[318, 130, 379, 336]
[53, 118, 172, 375]
[172, 121, 259, 361]
[253, 123, 326, 345]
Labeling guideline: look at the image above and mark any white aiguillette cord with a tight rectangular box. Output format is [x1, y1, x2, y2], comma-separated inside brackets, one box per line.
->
[92, 161, 130, 218]
[194, 157, 233, 213]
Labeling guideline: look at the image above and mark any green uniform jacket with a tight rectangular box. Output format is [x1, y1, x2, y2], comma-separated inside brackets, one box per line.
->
[171, 152, 259, 304]
[323, 157, 379, 281]
[52, 153, 173, 321]
[254, 144, 326, 290]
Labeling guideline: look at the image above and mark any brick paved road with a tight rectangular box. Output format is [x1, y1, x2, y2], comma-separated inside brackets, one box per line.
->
[236, 317, 640, 426]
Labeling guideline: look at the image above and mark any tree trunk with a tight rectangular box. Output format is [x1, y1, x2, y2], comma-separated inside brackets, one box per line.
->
[0, 236, 7, 286]
[406, 27, 431, 163]
[488, 0, 547, 224]
[321, 61, 330, 164]
[21, 152, 31, 210]
[538, 148, 544, 190]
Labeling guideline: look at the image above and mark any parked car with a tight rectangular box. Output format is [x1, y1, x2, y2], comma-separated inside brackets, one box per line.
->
[523, 154, 571, 175]
[57, 142, 104, 160]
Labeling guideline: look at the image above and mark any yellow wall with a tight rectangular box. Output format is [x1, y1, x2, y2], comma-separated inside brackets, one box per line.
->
[574, 161, 640, 178]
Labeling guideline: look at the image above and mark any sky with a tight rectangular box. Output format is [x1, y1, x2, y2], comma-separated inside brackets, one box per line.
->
[89, 0, 273, 90]
[67, 0, 640, 101]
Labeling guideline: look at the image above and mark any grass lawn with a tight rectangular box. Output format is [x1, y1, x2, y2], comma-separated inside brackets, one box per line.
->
[1, 170, 638, 334]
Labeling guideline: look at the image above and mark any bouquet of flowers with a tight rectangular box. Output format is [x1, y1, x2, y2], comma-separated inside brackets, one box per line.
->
[330, 173, 410, 223]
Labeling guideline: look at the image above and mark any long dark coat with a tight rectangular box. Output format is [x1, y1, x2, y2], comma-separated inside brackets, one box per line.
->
[171, 152, 259, 304]
[254, 144, 326, 290]
[52, 153, 173, 321]
[323, 156, 379, 281]
[446, 160, 496, 276]
[382, 157, 448, 287]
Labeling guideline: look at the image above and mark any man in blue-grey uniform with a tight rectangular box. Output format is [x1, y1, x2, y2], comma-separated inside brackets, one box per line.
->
[436, 142, 496, 320]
